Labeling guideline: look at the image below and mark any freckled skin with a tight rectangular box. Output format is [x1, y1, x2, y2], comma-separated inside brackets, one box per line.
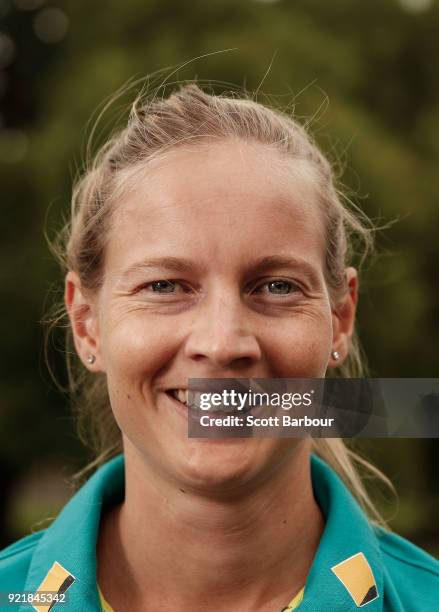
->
[65, 138, 358, 611]
[95, 140, 335, 493]
[67, 138, 357, 495]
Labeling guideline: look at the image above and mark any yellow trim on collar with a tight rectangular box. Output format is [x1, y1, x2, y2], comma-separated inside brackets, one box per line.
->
[98, 585, 305, 611]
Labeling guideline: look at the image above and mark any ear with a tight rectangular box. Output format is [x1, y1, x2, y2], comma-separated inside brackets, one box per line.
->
[65, 270, 103, 371]
[329, 267, 358, 368]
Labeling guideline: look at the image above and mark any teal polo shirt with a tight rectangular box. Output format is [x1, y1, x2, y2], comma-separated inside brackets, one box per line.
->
[1, 454, 438, 611]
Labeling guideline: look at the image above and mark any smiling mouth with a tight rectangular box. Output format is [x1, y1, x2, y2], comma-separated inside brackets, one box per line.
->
[165, 388, 257, 415]
[166, 389, 188, 407]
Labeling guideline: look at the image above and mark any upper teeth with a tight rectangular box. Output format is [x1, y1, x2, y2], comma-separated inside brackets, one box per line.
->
[172, 389, 188, 405]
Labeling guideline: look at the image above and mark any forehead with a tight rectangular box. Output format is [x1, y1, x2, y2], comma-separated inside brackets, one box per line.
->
[105, 139, 325, 276]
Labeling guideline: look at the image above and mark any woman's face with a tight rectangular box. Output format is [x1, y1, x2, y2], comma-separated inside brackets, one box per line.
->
[68, 139, 356, 492]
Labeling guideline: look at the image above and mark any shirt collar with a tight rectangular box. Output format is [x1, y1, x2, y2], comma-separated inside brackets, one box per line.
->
[299, 454, 384, 610]
[23, 453, 383, 611]
[23, 455, 124, 611]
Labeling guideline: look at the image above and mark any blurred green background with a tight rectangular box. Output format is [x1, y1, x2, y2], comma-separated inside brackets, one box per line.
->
[0, 0, 438, 555]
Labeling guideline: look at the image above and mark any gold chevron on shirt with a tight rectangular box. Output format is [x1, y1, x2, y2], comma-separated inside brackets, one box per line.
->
[32, 561, 75, 612]
[331, 552, 378, 607]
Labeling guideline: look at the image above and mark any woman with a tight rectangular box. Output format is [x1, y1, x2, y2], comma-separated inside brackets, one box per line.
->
[1, 82, 438, 611]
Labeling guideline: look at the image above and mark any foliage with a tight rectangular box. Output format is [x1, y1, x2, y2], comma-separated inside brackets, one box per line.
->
[0, 0, 438, 549]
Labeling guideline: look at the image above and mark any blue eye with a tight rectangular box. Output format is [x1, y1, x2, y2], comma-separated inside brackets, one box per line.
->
[150, 280, 177, 293]
[265, 280, 295, 294]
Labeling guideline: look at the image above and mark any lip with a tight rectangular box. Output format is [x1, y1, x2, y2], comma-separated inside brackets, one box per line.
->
[164, 381, 272, 411]
[162, 380, 256, 403]
[161, 378, 254, 391]
[163, 390, 232, 421]
[164, 390, 206, 416]
[163, 389, 193, 419]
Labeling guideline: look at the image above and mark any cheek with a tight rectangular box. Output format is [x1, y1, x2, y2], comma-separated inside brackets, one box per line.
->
[102, 312, 181, 391]
[261, 309, 333, 377]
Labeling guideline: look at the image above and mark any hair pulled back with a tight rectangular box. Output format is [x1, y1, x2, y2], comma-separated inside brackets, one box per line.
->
[48, 81, 392, 523]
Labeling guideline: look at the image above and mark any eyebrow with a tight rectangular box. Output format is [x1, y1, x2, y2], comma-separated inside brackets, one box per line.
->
[120, 256, 201, 280]
[242, 255, 321, 285]
[243, 255, 318, 276]
[119, 254, 321, 283]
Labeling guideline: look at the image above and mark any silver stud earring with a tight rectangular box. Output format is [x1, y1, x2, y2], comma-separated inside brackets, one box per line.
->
[331, 350, 340, 361]
[87, 354, 96, 365]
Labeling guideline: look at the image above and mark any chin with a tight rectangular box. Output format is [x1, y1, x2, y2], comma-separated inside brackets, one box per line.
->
[174, 438, 269, 494]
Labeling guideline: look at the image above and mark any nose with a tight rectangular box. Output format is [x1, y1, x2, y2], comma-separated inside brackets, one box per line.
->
[184, 291, 262, 370]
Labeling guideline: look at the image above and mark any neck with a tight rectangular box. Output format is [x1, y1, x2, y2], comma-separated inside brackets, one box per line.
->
[97, 442, 324, 612]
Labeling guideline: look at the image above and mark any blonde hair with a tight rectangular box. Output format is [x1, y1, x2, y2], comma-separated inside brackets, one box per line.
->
[47, 81, 394, 524]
